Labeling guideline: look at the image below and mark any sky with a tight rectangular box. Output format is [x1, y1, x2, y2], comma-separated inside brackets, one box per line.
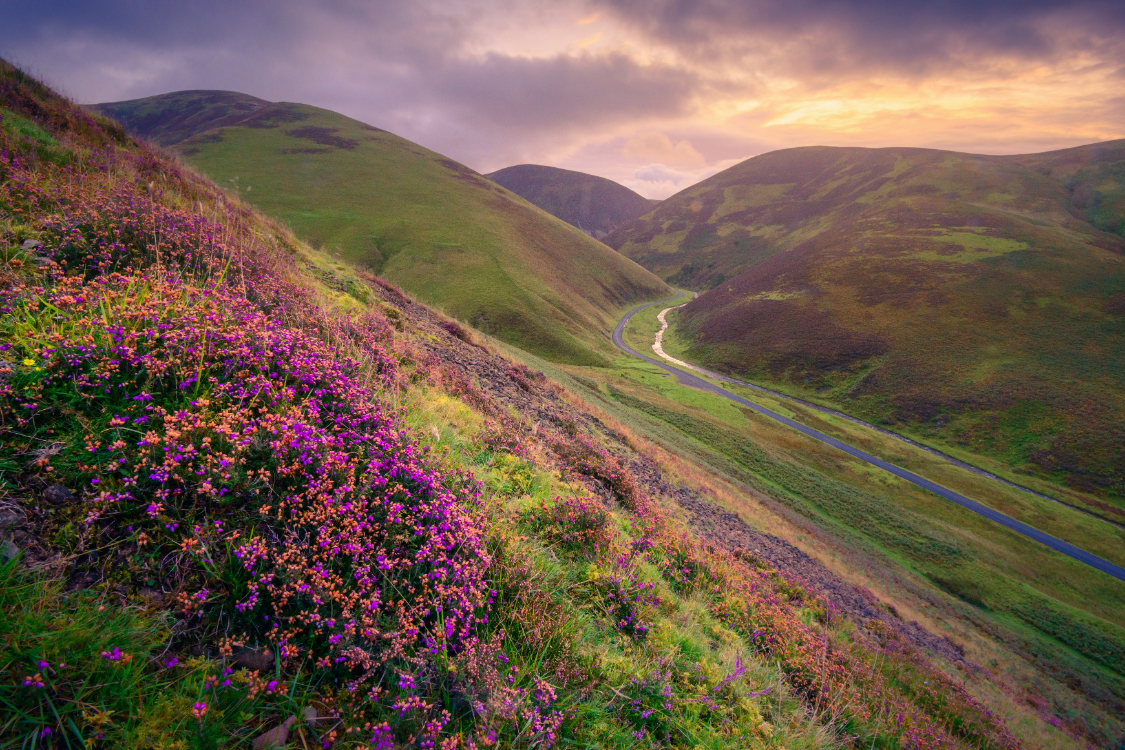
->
[3, 0, 1124, 198]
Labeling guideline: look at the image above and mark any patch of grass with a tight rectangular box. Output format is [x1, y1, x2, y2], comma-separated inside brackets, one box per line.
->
[0, 560, 317, 749]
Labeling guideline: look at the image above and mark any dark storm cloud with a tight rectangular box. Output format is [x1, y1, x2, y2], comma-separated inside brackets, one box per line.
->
[595, 0, 1125, 77]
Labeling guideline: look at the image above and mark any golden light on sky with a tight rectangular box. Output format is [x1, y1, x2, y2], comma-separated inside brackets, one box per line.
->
[4, 0, 1124, 198]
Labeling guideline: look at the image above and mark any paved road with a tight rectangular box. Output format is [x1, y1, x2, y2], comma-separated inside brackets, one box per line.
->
[613, 296, 1125, 583]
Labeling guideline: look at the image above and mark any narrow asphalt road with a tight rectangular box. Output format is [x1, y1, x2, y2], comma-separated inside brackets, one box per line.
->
[613, 296, 1125, 583]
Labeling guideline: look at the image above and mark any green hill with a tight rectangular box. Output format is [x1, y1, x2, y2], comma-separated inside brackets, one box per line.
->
[92, 93, 670, 365]
[607, 144, 1125, 501]
[485, 164, 656, 239]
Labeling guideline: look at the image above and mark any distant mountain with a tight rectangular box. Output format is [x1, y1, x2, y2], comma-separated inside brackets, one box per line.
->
[608, 142, 1125, 500]
[91, 92, 670, 365]
[486, 164, 655, 239]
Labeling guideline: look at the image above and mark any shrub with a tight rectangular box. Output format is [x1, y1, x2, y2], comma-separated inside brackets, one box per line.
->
[525, 495, 615, 559]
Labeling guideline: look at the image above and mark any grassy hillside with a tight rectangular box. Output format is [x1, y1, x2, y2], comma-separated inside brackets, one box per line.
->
[0, 59, 1059, 750]
[607, 144, 1125, 505]
[485, 164, 655, 239]
[92, 93, 670, 366]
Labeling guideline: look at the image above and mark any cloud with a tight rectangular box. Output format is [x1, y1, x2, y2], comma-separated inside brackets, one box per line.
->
[634, 163, 689, 184]
[426, 52, 698, 134]
[594, 0, 1125, 79]
[1, 0, 1122, 198]
[622, 131, 705, 168]
[0, 0, 703, 169]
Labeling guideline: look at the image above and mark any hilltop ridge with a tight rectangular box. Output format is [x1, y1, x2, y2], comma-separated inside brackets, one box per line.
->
[92, 90, 270, 146]
[485, 163, 656, 239]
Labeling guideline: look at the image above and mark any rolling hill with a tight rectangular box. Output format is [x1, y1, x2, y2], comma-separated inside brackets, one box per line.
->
[607, 143, 1125, 502]
[485, 164, 656, 239]
[91, 93, 670, 365]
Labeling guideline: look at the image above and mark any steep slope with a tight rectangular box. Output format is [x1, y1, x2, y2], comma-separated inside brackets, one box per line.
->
[2, 59, 1059, 750]
[485, 164, 655, 239]
[607, 144, 1125, 501]
[92, 93, 670, 365]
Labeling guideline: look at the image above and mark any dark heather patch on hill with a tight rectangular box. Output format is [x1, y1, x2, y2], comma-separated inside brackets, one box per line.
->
[616, 142, 1125, 502]
[439, 158, 496, 190]
[241, 103, 311, 129]
[486, 164, 654, 239]
[177, 130, 226, 157]
[286, 125, 358, 150]
[280, 147, 331, 155]
[89, 90, 269, 146]
[691, 297, 889, 376]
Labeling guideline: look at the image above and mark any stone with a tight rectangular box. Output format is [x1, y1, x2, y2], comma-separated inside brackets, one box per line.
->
[234, 647, 274, 673]
[138, 587, 164, 604]
[0, 507, 25, 529]
[301, 706, 332, 729]
[21, 238, 43, 252]
[252, 716, 296, 750]
[42, 485, 74, 505]
[1, 539, 19, 562]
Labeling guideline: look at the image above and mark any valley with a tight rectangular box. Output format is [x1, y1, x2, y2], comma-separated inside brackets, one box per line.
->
[607, 144, 1125, 510]
[0, 52, 1123, 750]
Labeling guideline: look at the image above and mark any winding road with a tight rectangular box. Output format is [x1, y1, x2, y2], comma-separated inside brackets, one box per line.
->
[613, 295, 1125, 583]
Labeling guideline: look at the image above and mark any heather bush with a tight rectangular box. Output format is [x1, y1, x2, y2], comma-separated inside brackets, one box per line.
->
[583, 567, 659, 640]
[440, 319, 474, 345]
[506, 363, 542, 392]
[475, 415, 532, 460]
[0, 264, 495, 691]
[524, 495, 615, 559]
[547, 431, 646, 512]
